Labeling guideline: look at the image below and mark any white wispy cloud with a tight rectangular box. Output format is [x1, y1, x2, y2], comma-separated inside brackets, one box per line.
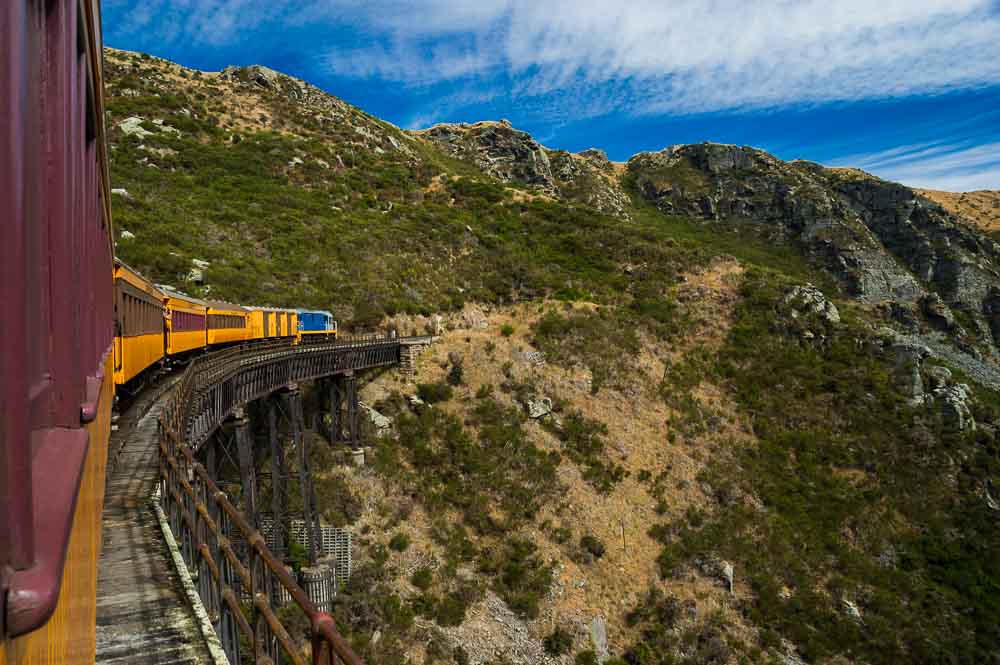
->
[107, 0, 1000, 117]
[313, 0, 1000, 116]
[830, 141, 1000, 190]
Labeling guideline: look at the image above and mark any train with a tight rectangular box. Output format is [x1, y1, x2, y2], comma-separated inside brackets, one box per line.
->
[113, 258, 339, 389]
[0, 1, 334, 662]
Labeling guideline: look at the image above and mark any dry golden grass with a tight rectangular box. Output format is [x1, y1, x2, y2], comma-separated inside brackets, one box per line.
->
[917, 188, 1000, 233]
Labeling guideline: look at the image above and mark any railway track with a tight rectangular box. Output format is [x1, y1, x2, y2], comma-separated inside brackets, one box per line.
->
[96, 382, 212, 664]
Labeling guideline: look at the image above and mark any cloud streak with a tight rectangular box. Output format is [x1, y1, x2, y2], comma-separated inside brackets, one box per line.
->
[106, 1, 1000, 117]
[314, 0, 1000, 116]
[831, 140, 1000, 190]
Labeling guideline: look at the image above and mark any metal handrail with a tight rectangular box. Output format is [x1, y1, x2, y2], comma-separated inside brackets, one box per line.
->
[156, 335, 411, 665]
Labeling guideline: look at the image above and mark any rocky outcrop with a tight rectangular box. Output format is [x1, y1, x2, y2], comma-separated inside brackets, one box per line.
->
[783, 284, 841, 324]
[526, 397, 553, 419]
[934, 383, 976, 433]
[420, 120, 556, 191]
[885, 336, 978, 432]
[627, 143, 1000, 356]
[417, 121, 630, 217]
[547, 149, 631, 218]
[830, 174, 1000, 333]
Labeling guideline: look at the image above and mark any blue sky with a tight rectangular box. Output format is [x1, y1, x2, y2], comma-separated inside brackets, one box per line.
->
[104, 0, 1000, 191]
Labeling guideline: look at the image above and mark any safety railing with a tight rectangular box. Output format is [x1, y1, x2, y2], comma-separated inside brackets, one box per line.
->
[157, 336, 405, 665]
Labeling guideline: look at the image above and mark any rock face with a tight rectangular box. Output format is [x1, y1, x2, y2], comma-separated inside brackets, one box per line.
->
[360, 403, 392, 436]
[627, 143, 1000, 354]
[934, 383, 976, 433]
[421, 121, 555, 191]
[590, 616, 609, 663]
[784, 284, 841, 324]
[885, 337, 978, 432]
[417, 121, 631, 217]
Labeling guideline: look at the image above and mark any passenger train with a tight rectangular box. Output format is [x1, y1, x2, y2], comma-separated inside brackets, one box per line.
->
[113, 258, 338, 389]
[0, 1, 334, 662]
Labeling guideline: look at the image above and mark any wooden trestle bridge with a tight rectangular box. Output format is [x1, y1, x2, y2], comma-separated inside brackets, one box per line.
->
[96, 335, 431, 665]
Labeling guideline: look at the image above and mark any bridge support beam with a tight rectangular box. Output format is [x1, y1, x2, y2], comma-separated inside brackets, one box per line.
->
[345, 370, 359, 449]
[234, 410, 257, 528]
[328, 377, 343, 445]
[327, 371, 360, 449]
[285, 389, 321, 565]
[268, 399, 288, 561]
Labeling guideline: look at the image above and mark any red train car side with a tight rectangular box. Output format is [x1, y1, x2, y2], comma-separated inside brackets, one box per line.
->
[1, 0, 115, 663]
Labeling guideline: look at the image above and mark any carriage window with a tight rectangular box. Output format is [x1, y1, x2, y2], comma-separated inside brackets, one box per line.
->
[209, 313, 245, 329]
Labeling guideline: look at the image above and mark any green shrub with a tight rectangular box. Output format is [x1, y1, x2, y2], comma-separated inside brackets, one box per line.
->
[580, 535, 606, 560]
[475, 383, 494, 399]
[500, 324, 515, 337]
[532, 309, 641, 392]
[388, 533, 410, 552]
[446, 363, 464, 386]
[417, 382, 454, 404]
[543, 627, 574, 655]
[480, 538, 553, 619]
[545, 410, 625, 493]
[433, 592, 469, 627]
[410, 566, 433, 591]
[575, 650, 599, 665]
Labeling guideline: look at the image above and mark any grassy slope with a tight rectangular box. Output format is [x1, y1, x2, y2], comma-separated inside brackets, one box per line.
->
[105, 50, 1000, 665]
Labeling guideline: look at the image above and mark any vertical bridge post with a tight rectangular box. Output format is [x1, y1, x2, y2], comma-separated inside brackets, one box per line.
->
[284, 387, 320, 565]
[345, 370, 359, 449]
[268, 399, 287, 561]
[328, 376, 343, 445]
[233, 408, 257, 528]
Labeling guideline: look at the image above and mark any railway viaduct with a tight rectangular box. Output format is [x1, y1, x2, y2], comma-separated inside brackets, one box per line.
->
[95, 335, 432, 665]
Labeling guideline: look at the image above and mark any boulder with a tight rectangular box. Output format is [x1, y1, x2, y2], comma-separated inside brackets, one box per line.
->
[697, 556, 735, 593]
[514, 350, 546, 366]
[151, 118, 180, 135]
[934, 383, 976, 433]
[842, 598, 863, 624]
[892, 341, 930, 403]
[590, 616, 609, 664]
[722, 561, 735, 594]
[783, 284, 841, 324]
[360, 403, 392, 435]
[527, 397, 553, 419]
[923, 365, 952, 390]
[457, 303, 489, 330]
[118, 116, 154, 138]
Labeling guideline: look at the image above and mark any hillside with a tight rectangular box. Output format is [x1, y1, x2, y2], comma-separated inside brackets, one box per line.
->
[104, 48, 1000, 665]
[917, 188, 1000, 237]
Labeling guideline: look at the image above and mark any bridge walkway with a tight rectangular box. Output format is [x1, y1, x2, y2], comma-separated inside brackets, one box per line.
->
[95, 385, 214, 665]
